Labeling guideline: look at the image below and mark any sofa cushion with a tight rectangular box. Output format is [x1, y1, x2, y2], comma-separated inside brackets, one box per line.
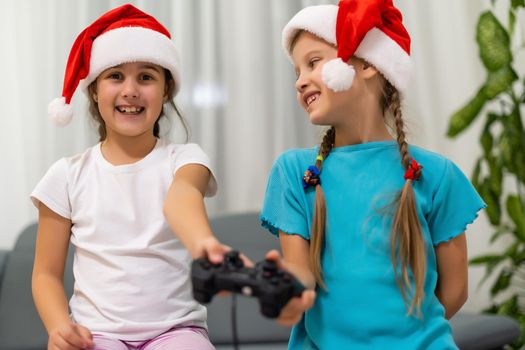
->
[450, 312, 521, 350]
[0, 223, 74, 350]
[0, 250, 9, 289]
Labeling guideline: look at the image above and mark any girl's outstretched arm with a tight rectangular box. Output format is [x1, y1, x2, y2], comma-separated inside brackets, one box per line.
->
[32, 203, 93, 349]
[164, 164, 233, 264]
[434, 232, 468, 319]
[264, 232, 316, 326]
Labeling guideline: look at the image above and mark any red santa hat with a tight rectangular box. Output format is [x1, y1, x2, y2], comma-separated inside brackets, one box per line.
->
[282, 0, 412, 94]
[48, 4, 181, 126]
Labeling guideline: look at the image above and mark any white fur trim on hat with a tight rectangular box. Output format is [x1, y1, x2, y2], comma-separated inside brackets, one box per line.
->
[322, 58, 355, 92]
[48, 97, 73, 127]
[282, 5, 338, 57]
[355, 28, 412, 95]
[79, 27, 181, 94]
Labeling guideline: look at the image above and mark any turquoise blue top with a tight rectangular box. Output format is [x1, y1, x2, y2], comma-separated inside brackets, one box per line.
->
[260, 141, 486, 350]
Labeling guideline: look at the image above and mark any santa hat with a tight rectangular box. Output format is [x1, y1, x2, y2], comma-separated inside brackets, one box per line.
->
[49, 4, 181, 126]
[282, 0, 412, 94]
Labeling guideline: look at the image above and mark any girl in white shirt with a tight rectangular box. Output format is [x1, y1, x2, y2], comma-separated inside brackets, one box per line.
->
[31, 4, 230, 350]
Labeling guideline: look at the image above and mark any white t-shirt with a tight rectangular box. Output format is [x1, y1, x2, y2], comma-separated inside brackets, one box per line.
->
[31, 139, 217, 340]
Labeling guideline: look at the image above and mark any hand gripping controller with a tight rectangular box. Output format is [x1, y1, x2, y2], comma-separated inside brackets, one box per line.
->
[191, 251, 305, 318]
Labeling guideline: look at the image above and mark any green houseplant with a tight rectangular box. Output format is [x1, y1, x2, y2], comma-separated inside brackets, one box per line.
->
[446, 0, 525, 348]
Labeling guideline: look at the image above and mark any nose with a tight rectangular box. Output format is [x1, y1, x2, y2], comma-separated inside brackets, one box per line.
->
[295, 73, 309, 93]
[121, 78, 140, 99]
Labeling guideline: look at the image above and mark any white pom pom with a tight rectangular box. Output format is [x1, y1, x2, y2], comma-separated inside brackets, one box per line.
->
[322, 58, 355, 92]
[48, 97, 73, 127]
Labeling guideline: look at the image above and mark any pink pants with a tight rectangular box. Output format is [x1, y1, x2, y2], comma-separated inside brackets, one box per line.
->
[91, 326, 215, 350]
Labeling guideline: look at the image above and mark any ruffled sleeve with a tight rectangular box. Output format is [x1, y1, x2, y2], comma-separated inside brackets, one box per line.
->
[427, 159, 486, 245]
[260, 155, 310, 240]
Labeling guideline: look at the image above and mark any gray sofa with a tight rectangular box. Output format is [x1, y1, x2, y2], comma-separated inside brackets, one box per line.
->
[0, 213, 520, 350]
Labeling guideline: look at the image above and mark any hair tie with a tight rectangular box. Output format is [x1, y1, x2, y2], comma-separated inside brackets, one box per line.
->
[316, 155, 324, 162]
[404, 159, 423, 181]
[303, 165, 321, 189]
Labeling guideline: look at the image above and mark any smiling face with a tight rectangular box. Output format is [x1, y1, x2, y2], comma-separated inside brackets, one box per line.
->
[92, 62, 167, 141]
[291, 32, 349, 125]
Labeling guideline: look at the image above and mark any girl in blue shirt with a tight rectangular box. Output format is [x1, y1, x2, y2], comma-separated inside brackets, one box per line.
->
[261, 1, 486, 349]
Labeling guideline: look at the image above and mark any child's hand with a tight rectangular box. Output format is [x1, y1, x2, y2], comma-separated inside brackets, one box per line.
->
[198, 236, 253, 267]
[265, 250, 316, 326]
[48, 321, 93, 350]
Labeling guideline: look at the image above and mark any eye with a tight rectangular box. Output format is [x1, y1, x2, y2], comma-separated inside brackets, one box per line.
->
[106, 72, 122, 80]
[140, 73, 155, 81]
[308, 58, 320, 68]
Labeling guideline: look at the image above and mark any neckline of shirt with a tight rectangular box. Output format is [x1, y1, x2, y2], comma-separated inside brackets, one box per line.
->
[328, 140, 398, 153]
[94, 138, 164, 173]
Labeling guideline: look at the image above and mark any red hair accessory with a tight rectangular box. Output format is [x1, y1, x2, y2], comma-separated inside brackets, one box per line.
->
[404, 159, 423, 181]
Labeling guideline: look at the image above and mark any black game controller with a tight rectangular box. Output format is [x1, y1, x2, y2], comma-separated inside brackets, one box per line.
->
[191, 250, 305, 318]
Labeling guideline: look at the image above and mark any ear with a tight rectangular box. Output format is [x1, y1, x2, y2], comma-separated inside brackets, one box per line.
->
[360, 60, 379, 80]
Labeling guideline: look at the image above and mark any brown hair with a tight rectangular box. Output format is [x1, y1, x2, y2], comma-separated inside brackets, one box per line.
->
[87, 69, 188, 142]
[309, 79, 426, 316]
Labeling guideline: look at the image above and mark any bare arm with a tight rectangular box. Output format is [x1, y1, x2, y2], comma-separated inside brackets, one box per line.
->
[163, 164, 230, 263]
[32, 203, 92, 349]
[279, 232, 316, 290]
[434, 232, 468, 319]
[33, 204, 73, 333]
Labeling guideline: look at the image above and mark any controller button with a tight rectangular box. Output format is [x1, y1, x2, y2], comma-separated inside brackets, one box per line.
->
[263, 261, 278, 273]
[224, 251, 244, 269]
[241, 286, 253, 296]
[270, 276, 280, 285]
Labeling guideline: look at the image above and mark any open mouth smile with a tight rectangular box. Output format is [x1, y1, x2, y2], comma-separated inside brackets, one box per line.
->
[303, 91, 320, 109]
[116, 106, 145, 114]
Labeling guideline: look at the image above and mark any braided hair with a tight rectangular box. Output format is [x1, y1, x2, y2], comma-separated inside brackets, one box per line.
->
[309, 127, 335, 288]
[308, 79, 425, 316]
[383, 81, 425, 316]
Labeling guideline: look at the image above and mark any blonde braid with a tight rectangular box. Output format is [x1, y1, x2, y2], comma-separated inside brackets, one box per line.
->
[385, 84, 426, 317]
[310, 127, 335, 288]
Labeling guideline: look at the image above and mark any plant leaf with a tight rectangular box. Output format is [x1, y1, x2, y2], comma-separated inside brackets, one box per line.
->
[470, 254, 506, 265]
[477, 11, 512, 71]
[480, 129, 493, 156]
[447, 89, 486, 137]
[481, 180, 501, 225]
[506, 107, 525, 185]
[503, 241, 520, 259]
[487, 156, 502, 197]
[490, 225, 513, 243]
[509, 9, 516, 36]
[511, 0, 525, 8]
[490, 269, 512, 297]
[514, 150, 525, 185]
[482, 66, 518, 99]
[471, 158, 482, 190]
[499, 133, 515, 173]
[506, 195, 525, 241]
[511, 246, 525, 265]
[496, 295, 519, 317]
[470, 253, 507, 288]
